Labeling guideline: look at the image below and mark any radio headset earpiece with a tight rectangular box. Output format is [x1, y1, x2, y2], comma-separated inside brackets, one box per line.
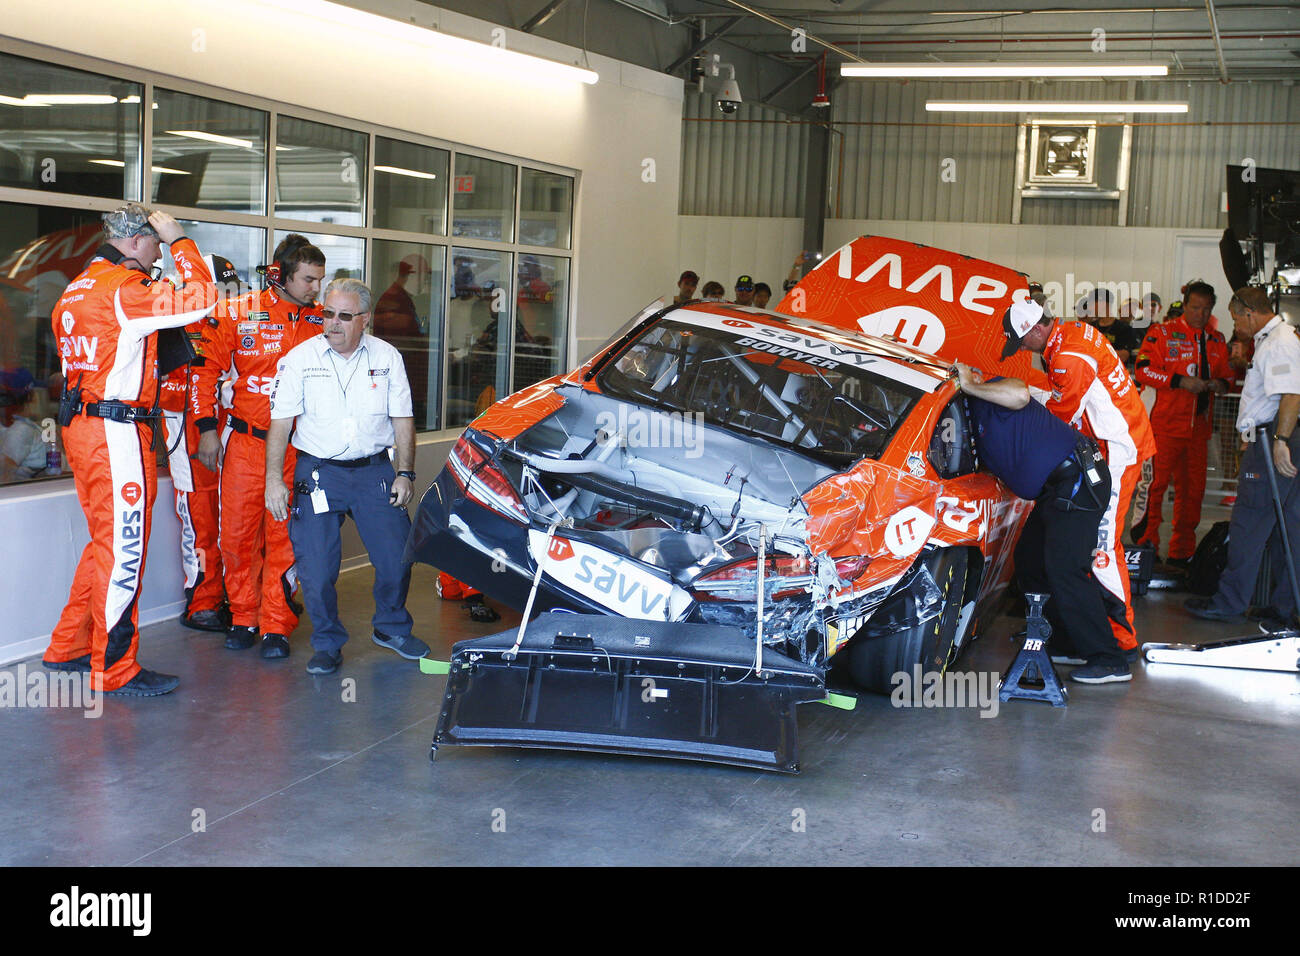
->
[259, 234, 308, 294]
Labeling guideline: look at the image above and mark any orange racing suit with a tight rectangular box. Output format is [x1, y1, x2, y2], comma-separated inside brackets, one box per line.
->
[160, 328, 227, 618]
[1130, 316, 1233, 560]
[1042, 320, 1157, 651]
[192, 287, 322, 636]
[45, 241, 216, 690]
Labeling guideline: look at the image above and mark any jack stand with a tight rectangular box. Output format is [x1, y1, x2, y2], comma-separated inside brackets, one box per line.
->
[1145, 425, 1300, 675]
[999, 593, 1068, 707]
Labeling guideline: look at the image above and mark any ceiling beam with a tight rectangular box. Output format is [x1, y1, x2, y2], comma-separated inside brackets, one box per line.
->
[1204, 0, 1233, 82]
[522, 0, 569, 34]
[662, 16, 744, 75]
[760, 58, 819, 104]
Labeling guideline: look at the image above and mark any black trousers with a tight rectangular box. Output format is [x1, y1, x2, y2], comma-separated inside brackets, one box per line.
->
[1212, 429, 1300, 616]
[1015, 458, 1122, 665]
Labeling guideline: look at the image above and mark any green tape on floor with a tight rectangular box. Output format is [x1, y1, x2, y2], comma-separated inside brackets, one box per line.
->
[419, 658, 450, 675]
[819, 692, 857, 710]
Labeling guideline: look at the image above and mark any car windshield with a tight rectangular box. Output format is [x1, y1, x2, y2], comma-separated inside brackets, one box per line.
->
[597, 318, 924, 467]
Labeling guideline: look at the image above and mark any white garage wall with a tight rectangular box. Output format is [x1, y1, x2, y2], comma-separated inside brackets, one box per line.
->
[0, 0, 683, 661]
[675, 217, 805, 302]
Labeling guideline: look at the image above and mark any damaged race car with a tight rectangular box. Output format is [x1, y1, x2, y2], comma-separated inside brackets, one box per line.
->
[408, 236, 1045, 771]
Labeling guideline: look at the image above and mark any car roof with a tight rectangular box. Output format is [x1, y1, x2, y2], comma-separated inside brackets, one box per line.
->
[770, 236, 1048, 389]
[665, 301, 950, 393]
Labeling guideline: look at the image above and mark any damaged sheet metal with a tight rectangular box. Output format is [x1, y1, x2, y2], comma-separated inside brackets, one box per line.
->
[859, 556, 944, 637]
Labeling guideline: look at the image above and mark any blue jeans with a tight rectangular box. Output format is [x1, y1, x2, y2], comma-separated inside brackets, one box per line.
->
[289, 453, 414, 652]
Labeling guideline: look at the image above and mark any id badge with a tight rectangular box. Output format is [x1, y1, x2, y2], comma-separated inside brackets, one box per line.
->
[309, 469, 329, 514]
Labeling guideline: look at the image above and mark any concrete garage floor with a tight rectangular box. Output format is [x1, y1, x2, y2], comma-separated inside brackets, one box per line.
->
[3, 539, 1298, 867]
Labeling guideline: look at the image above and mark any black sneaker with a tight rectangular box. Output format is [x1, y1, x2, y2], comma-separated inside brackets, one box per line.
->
[42, 654, 91, 673]
[225, 625, 258, 650]
[182, 607, 229, 632]
[1247, 605, 1281, 621]
[104, 669, 180, 696]
[372, 631, 430, 660]
[1069, 661, 1132, 684]
[1256, 610, 1299, 634]
[260, 633, 290, 659]
[1183, 597, 1243, 622]
[306, 649, 342, 675]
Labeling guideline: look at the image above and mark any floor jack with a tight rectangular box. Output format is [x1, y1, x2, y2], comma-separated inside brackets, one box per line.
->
[1143, 426, 1300, 674]
[998, 593, 1068, 707]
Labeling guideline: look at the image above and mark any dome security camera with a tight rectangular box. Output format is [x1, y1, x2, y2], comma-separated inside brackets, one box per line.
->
[716, 76, 742, 114]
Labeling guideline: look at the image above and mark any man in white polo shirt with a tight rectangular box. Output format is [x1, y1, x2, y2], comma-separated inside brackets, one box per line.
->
[264, 277, 429, 675]
[1186, 286, 1300, 628]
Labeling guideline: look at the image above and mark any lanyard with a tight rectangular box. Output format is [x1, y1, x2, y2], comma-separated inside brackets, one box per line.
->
[326, 345, 365, 402]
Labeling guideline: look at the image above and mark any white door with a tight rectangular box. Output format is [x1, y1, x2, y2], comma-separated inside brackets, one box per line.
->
[1173, 235, 1236, 336]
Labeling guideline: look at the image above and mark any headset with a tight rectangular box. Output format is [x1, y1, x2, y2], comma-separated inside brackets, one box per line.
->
[255, 234, 311, 294]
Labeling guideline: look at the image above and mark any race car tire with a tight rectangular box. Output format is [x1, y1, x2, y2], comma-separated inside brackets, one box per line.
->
[847, 548, 968, 694]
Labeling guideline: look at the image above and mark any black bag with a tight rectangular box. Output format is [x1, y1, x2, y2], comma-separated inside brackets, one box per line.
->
[1125, 544, 1156, 596]
[1186, 521, 1231, 596]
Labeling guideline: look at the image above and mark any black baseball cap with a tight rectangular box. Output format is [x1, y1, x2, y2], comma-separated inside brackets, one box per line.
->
[735, 275, 754, 291]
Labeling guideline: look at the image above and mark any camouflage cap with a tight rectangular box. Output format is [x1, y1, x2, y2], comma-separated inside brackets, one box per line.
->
[102, 203, 158, 240]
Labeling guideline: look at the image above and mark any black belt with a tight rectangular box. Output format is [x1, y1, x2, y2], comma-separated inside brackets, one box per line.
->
[1044, 436, 1103, 487]
[1045, 455, 1082, 487]
[80, 401, 160, 424]
[302, 451, 389, 469]
[228, 414, 268, 441]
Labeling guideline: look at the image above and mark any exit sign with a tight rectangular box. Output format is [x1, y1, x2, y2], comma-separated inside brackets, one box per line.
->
[455, 175, 475, 194]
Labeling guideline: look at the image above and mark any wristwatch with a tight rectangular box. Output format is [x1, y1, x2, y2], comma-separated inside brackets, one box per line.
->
[397, 470, 416, 481]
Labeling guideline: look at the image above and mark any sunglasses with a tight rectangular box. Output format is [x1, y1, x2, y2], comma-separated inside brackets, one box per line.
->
[321, 308, 369, 322]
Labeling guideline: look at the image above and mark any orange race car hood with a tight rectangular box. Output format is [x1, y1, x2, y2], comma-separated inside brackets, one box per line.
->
[775, 235, 1046, 387]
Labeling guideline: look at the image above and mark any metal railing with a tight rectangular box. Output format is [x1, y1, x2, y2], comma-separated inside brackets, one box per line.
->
[1206, 392, 1242, 504]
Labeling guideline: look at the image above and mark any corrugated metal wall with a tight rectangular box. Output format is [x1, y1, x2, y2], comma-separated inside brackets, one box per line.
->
[679, 93, 809, 218]
[833, 78, 1300, 228]
[680, 78, 1299, 229]
[832, 79, 1023, 224]
[1128, 79, 1300, 228]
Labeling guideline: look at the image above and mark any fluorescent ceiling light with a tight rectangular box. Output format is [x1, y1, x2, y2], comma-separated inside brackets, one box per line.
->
[23, 94, 120, 105]
[375, 164, 437, 180]
[167, 129, 256, 149]
[274, 146, 295, 151]
[118, 95, 159, 108]
[926, 100, 1189, 114]
[91, 159, 191, 175]
[0, 94, 46, 107]
[255, 0, 597, 86]
[843, 63, 1167, 78]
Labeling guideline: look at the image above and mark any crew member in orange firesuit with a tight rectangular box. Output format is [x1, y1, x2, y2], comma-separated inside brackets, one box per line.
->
[43, 204, 217, 696]
[1130, 280, 1233, 569]
[1002, 293, 1156, 680]
[192, 235, 325, 659]
[160, 254, 243, 632]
